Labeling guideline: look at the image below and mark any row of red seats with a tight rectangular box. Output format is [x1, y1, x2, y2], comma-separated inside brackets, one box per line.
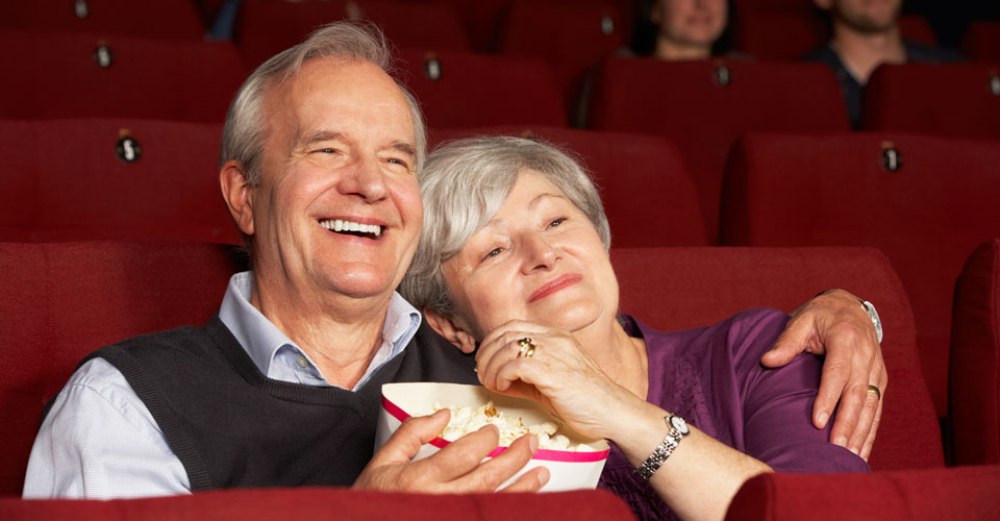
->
[3, 117, 998, 442]
[0, 241, 995, 507]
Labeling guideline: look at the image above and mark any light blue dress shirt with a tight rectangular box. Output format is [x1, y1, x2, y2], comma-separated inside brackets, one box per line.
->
[22, 271, 421, 499]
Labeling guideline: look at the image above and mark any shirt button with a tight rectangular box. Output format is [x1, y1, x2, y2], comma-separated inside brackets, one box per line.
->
[296, 356, 309, 368]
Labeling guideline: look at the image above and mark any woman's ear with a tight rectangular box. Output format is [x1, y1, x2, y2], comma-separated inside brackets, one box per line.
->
[424, 310, 478, 354]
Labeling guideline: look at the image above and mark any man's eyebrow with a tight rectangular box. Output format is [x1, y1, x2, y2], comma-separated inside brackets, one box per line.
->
[301, 130, 344, 146]
[388, 142, 417, 158]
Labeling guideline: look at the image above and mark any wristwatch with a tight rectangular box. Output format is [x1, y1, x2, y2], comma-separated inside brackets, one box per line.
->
[635, 415, 690, 480]
[861, 300, 883, 344]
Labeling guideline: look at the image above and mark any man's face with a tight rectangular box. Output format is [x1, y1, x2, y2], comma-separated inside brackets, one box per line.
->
[245, 57, 422, 305]
[828, 0, 902, 34]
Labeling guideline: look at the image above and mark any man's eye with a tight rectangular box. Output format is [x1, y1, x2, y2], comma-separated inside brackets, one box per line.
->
[387, 157, 411, 169]
[313, 148, 338, 154]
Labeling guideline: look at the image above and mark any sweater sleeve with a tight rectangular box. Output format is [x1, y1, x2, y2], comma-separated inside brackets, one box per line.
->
[727, 309, 870, 473]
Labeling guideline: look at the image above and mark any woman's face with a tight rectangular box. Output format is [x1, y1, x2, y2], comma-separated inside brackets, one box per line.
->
[653, 0, 728, 49]
[439, 170, 619, 340]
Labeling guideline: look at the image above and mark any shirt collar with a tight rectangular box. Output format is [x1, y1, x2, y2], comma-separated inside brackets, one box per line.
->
[217, 271, 422, 390]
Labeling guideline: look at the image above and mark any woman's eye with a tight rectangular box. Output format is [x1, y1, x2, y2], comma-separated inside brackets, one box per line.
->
[484, 247, 503, 259]
[548, 217, 566, 228]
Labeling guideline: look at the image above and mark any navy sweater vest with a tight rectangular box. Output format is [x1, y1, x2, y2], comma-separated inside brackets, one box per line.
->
[80, 316, 478, 490]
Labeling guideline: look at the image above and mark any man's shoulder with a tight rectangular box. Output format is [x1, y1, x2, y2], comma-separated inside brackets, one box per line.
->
[904, 40, 965, 63]
[801, 43, 838, 63]
[88, 319, 227, 369]
[397, 322, 478, 384]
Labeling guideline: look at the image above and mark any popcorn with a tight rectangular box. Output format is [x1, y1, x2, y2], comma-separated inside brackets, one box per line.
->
[431, 401, 585, 451]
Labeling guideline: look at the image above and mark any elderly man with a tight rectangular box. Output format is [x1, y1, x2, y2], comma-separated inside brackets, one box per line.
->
[24, 22, 885, 498]
[804, 0, 962, 127]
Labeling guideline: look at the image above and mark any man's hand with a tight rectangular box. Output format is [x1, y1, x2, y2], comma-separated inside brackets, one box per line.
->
[760, 289, 887, 460]
[353, 409, 550, 492]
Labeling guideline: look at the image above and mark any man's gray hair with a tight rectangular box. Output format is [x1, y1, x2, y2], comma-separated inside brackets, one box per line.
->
[400, 135, 611, 318]
[219, 21, 427, 186]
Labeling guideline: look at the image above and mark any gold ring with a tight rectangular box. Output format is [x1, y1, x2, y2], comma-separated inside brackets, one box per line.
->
[867, 385, 881, 401]
[517, 337, 536, 359]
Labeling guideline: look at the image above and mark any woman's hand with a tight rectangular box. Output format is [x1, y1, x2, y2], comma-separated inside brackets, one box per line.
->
[474, 320, 640, 440]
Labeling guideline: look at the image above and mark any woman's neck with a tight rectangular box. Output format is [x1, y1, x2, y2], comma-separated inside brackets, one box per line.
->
[574, 317, 649, 399]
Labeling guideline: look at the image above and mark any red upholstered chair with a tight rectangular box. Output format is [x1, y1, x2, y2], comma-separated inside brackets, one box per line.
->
[733, 12, 936, 60]
[587, 58, 849, 241]
[720, 132, 1000, 418]
[0, 241, 244, 496]
[611, 246, 942, 470]
[725, 464, 1000, 521]
[0, 0, 205, 40]
[497, 1, 625, 115]
[860, 63, 1000, 139]
[0, 119, 240, 244]
[430, 126, 710, 247]
[234, 0, 469, 68]
[396, 50, 566, 128]
[0, 487, 635, 519]
[0, 31, 245, 122]
[963, 21, 1000, 63]
[950, 239, 1000, 465]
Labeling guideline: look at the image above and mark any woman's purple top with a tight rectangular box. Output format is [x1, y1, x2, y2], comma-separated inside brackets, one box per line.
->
[598, 309, 869, 521]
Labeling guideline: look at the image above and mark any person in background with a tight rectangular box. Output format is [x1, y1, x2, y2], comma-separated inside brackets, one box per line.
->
[804, 0, 963, 127]
[645, 0, 730, 60]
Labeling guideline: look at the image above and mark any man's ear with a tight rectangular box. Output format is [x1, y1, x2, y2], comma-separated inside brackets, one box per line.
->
[424, 309, 478, 354]
[220, 160, 255, 236]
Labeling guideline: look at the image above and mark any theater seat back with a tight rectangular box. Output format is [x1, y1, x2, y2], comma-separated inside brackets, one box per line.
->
[611, 246, 942, 470]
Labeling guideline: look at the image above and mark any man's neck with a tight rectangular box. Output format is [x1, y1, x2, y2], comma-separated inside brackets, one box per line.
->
[655, 37, 711, 61]
[831, 24, 906, 84]
[251, 275, 391, 390]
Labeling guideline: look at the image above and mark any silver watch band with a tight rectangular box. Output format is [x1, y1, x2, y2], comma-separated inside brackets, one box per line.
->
[635, 415, 689, 480]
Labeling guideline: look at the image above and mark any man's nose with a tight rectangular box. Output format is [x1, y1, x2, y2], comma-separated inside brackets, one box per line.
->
[340, 156, 388, 201]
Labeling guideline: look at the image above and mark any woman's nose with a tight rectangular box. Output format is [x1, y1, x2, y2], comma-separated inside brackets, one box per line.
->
[520, 233, 558, 273]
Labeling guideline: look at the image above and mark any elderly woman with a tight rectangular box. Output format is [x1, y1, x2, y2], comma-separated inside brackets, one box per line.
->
[401, 136, 872, 521]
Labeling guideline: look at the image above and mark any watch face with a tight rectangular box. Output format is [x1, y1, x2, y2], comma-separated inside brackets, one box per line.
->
[670, 415, 689, 435]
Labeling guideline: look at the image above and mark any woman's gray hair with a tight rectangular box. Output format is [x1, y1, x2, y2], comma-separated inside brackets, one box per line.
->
[400, 135, 611, 318]
[219, 21, 427, 186]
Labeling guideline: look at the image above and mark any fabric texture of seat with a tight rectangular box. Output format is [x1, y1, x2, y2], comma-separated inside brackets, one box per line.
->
[725, 464, 1000, 521]
[0, 241, 244, 496]
[587, 58, 849, 241]
[860, 62, 1000, 139]
[0, 119, 240, 244]
[0, 30, 245, 122]
[396, 49, 566, 128]
[950, 239, 1000, 465]
[611, 246, 942, 470]
[234, 0, 469, 68]
[430, 126, 710, 247]
[962, 21, 1000, 62]
[0, 0, 205, 40]
[497, 1, 625, 115]
[721, 132, 1000, 417]
[0, 487, 635, 518]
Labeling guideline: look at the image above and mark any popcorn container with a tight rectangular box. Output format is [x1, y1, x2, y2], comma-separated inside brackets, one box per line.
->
[376, 382, 610, 492]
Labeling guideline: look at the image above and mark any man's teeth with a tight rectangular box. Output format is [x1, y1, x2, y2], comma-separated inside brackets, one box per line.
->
[320, 219, 382, 238]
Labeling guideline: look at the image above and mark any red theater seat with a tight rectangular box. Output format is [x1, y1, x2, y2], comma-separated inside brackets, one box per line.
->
[497, 1, 625, 114]
[0, 0, 204, 40]
[734, 12, 936, 60]
[0, 241, 244, 496]
[725, 464, 1000, 521]
[430, 126, 710, 246]
[720, 133, 1000, 417]
[861, 63, 1000, 139]
[0, 487, 635, 519]
[963, 21, 1000, 62]
[234, 0, 469, 68]
[612, 246, 941, 470]
[587, 58, 849, 241]
[950, 239, 1000, 465]
[0, 119, 240, 244]
[0, 31, 245, 122]
[396, 50, 566, 128]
